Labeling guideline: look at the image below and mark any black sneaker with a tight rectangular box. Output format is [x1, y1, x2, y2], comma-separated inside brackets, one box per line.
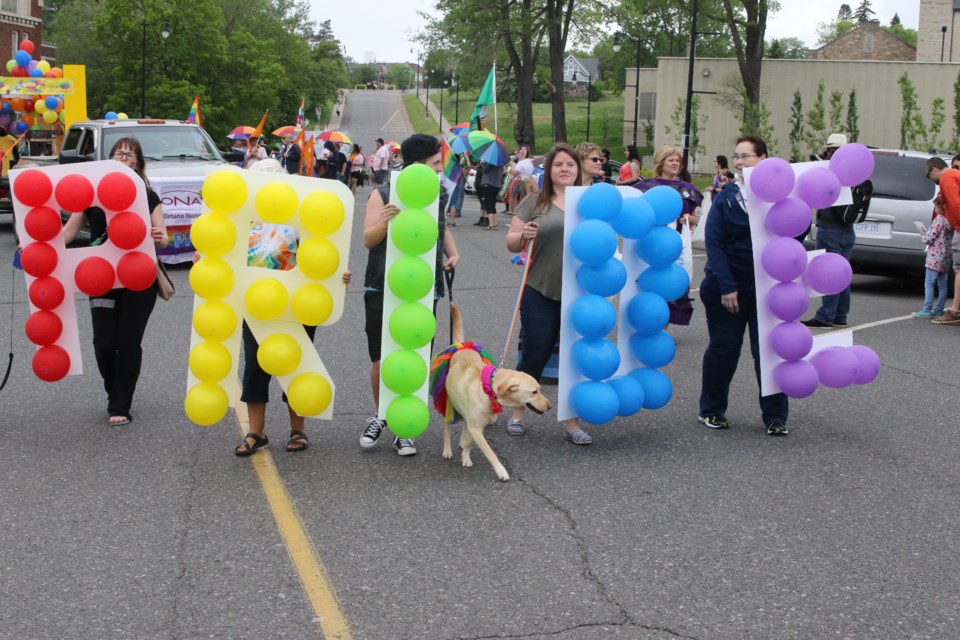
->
[473, 218, 487, 226]
[833, 320, 848, 327]
[393, 436, 417, 456]
[360, 417, 384, 449]
[800, 318, 833, 328]
[698, 414, 730, 429]
[766, 421, 789, 436]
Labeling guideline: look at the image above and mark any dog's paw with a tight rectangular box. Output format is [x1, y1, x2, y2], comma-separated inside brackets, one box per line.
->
[497, 471, 510, 482]
[442, 449, 454, 460]
[461, 455, 474, 468]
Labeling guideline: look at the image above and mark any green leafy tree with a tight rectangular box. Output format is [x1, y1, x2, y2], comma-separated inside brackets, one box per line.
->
[387, 64, 413, 90]
[718, 0, 771, 131]
[838, 4, 853, 21]
[352, 64, 378, 86]
[924, 97, 946, 152]
[816, 18, 856, 45]
[846, 89, 860, 143]
[788, 90, 805, 161]
[852, 0, 875, 22]
[765, 37, 806, 58]
[883, 24, 918, 47]
[828, 90, 845, 134]
[664, 95, 708, 165]
[805, 80, 826, 153]
[898, 72, 919, 149]
[951, 71, 960, 151]
[890, 13, 901, 27]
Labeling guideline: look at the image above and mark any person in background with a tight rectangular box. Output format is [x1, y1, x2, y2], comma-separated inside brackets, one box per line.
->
[61, 137, 169, 426]
[575, 142, 605, 185]
[372, 138, 391, 186]
[698, 134, 789, 437]
[0, 125, 19, 177]
[478, 160, 504, 230]
[245, 136, 268, 168]
[504, 142, 594, 446]
[359, 134, 460, 456]
[599, 148, 613, 183]
[280, 133, 300, 175]
[616, 144, 643, 186]
[912, 195, 954, 319]
[924, 155, 960, 325]
[707, 155, 729, 197]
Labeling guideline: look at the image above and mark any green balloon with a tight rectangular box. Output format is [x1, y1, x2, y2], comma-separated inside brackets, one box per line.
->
[395, 163, 440, 209]
[391, 208, 439, 256]
[385, 394, 430, 438]
[387, 256, 433, 302]
[389, 302, 436, 349]
[381, 349, 427, 395]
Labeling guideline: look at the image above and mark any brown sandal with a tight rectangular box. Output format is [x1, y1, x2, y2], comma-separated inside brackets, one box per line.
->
[286, 430, 308, 452]
[235, 433, 268, 456]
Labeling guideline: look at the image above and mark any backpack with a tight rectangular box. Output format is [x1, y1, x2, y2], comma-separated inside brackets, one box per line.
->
[840, 179, 873, 224]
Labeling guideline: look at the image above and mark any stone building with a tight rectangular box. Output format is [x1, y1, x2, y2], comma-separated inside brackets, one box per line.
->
[917, 0, 960, 62]
[807, 20, 916, 61]
[0, 0, 43, 60]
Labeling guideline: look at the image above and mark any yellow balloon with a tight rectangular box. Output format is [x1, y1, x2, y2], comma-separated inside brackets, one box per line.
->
[35, 100, 47, 114]
[191, 212, 236, 257]
[189, 257, 234, 299]
[291, 283, 334, 326]
[193, 300, 237, 341]
[255, 180, 299, 224]
[184, 382, 229, 426]
[37, 60, 51, 73]
[42, 110, 58, 124]
[297, 237, 339, 281]
[287, 372, 332, 416]
[204, 170, 248, 214]
[244, 278, 288, 320]
[188, 341, 232, 382]
[257, 333, 302, 377]
[300, 190, 345, 236]
[117, 113, 129, 120]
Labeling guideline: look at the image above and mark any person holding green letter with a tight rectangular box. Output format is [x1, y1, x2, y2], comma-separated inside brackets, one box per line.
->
[359, 134, 460, 456]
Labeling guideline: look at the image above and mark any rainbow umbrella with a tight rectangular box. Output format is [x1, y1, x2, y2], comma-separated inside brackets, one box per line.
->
[441, 137, 462, 182]
[449, 121, 471, 134]
[466, 129, 497, 150]
[385, 140, 401, 152]
[447, 133, 472, 155]
[318, 130, 352, 144]
[470, 132, 510, 167]
[226, 125, 255, 140]
[272, 125, 299, 137]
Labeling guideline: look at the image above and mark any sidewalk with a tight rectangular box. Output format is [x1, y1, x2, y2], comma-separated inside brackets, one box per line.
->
[417, 89, 451, 136]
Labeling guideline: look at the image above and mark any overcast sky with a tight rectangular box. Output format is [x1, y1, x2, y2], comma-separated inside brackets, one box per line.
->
[316, 1, 920, 65]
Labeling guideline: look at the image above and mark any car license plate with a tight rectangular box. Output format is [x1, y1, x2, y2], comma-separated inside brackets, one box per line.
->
[854, 221, 884, 237]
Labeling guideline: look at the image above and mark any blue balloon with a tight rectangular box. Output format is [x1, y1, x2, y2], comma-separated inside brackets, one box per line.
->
[637, 225, 682, 267]
[610, 196, 655, 239]
[14, 121, 28, 135]
[14, 50, 30, 68]
[570, 294, 617, 339]
[572, 337, 621, 380]
[636, 263, 690, 301]
[642, 185, 683, 226]
[105, 111, 119, 120]
[626, 291, 670, 334]
[629, 330, 676, 368]
[44, 96, 59, 110]
[607, 375, 645, 417]
[570, 380, 619, 424]
[628, 367, 673, 410]
[0, 102, 9, 114]
[577, 182, 622, 221]
[29, 68, 43, 78]
[576, 258, 627, 297]
[569, 219, 618, 266]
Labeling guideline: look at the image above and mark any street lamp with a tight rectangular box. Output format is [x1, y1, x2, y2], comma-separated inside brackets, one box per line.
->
[454, 73, 460, 124]
[614, 32, 643, 147]
[942, 26, 948, 62]
[572, 70, 593, 142]
[140, 20, 171, 118]
[439, 77, 448, 134]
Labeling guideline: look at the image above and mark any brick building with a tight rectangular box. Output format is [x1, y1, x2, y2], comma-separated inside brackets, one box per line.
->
[918, 0, 960, 62]
[807, 20, 916, 61]
[0, 0, 42, 61]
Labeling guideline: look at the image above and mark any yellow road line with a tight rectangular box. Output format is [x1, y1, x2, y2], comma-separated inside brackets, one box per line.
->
[235, 400, 352, 640]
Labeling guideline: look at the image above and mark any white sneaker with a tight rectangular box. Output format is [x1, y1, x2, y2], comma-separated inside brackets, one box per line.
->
[393, 436, 417, 456]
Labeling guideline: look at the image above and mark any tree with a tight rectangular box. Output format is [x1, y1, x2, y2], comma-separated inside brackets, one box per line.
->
[898, 73, 919, 149]
[766, 37, 806, 59]
[838, 4, 853, 22]
[816, 18, 856, 46]
[846, 89, 860, 143]
[665, 95, 707, 165]
[951, 71, 960, 152]
[828, 90, 845, 134]
[852, 1, 876, 23]
[884, 24, 918, 48]
[805, 80, 826, 153]
[788, 90, 805, 161]
[719, 0, 771, 132]
[890, 13, 901, 27]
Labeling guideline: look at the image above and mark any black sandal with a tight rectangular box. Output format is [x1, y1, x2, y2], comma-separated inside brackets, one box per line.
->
[286, 430, 308, 452]
[235, 433, 268, 456]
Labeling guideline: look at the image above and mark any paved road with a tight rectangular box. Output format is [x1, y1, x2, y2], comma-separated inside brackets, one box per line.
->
[1, 91, 959, 639]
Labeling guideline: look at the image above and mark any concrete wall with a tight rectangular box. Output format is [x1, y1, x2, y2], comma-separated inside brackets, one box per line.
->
[622, 57, 960, 173]
[917, 0, 960, 63]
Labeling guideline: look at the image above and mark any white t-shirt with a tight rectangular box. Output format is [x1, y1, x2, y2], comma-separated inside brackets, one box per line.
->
[373, 145, 391, 170]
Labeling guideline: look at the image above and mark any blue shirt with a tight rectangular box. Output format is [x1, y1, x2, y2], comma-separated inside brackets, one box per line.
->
[702, 182, 757, 296]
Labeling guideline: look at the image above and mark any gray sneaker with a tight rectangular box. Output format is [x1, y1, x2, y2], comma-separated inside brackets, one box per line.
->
[393, 436, 418, 456]
[506, 418, 525, 436]
[360, 417, 384, 449]
[563, 428, 593, 445]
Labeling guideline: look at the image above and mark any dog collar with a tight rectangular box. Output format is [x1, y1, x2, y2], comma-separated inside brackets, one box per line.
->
[480, 365, 503, 414]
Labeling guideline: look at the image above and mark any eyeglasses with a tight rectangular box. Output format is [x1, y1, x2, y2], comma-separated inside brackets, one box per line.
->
[731, 153, 756, 161]
[113, 151, 136, 160]
[587, 156, 602, 162]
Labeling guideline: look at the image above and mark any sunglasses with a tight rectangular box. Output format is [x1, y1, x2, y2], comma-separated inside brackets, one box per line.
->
[587, 156, 602, 162]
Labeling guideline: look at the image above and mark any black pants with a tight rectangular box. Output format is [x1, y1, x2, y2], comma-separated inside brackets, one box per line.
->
[90, 285, 158, 419]
[240, 322, 317, 404]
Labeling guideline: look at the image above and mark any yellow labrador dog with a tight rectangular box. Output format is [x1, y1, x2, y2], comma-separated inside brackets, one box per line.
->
[430, 305, 553, 481]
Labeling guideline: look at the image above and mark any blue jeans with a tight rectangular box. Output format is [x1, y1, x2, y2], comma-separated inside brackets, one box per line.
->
[923, 268, 948, 313]
[517, 286, 561, 381]
[814, 225, 856, 324]
[699, 285, 789, 425]
[447, 177, 465, 215]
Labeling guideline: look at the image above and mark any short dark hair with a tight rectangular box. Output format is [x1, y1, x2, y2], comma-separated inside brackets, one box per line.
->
[736, 134, 768, 158]
[716, 154, 728, 170]
[926, 156, 948, 173]
[376, 137, 384, 145]
[951, 153, 960, 165]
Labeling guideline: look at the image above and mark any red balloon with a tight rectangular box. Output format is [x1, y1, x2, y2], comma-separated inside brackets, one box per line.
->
[13, 169, 53, 207]
[23, 206, 62, 241]
[98, 171, 139, 211]
[19, 39, 34, 55]
[32, 345, 70, 382]
[117, 251, 157, 291]
[20, 242, 58, 277]
[10, 66, 25, 78]
[75, 256, 115, 297]
[23, 99, 34, 113]
[28, 276, 65, 310]
[44, 71, 56, 79]
[55, 174, 95, 213]
[25, 310, 63, 346]
[107, 211, 147, 249]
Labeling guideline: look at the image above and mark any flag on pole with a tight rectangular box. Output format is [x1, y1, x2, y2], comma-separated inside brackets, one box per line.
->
[301, 135, 316, 177]
[294, 127, 307, 174]
[251, 110, 269, 139]
[470, 66, 496, 132]
[186, 95, 201, 127]
[296, 98, 304, 130]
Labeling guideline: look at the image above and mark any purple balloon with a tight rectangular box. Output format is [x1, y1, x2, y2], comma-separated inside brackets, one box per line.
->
[773, 360, 819, 398]
[749, 157, 795, 203]
[769, 321, 813, 361]
[0, 114, 10, 127]
[848, 345, 880, 384]
[765, 197, 812, 238]
[796, 167, 841, 209]
[829, 143, 874, 187]
[761, 237, 808, 282]
[767, 281, 810, 321]
[804, 252, 852, 295]
[810, 346, 860, 389]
